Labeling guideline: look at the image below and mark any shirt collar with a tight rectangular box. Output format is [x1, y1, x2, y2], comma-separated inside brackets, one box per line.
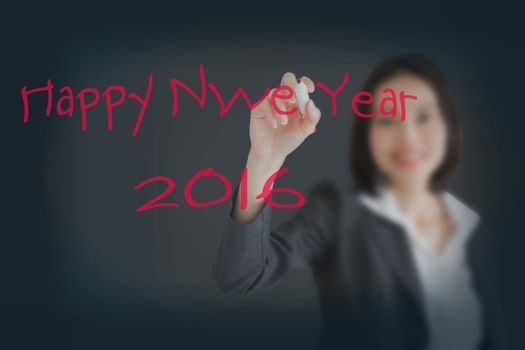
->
[357, 185, 480, 251]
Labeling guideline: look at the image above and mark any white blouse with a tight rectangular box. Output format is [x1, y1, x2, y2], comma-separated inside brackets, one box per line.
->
[358, 186, 483, 350]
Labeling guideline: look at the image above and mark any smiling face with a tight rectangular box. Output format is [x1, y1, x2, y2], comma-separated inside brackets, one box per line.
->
[369, 73, 448, 190]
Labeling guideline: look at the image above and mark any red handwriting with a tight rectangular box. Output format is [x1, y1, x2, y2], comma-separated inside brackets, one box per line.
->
[133, 167, 305, 212]
[270, 86, 298, 115]
[21, 75, 153, 136]
[21, 64, 418, 135]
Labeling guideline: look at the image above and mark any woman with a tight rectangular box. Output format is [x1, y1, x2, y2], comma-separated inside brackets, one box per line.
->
[211, 54, 506, 350]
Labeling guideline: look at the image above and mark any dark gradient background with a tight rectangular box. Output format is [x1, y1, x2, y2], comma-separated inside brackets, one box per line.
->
[5, 3, 524, 349]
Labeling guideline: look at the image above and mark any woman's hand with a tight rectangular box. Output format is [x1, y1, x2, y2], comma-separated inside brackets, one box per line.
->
[249, 72, 321, 163]
[232, 72, 321, 225]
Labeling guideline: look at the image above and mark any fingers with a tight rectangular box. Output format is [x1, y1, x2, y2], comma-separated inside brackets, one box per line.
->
[274, 97, 289, 125]
[280, 72, 298, 103]
[264, 88, 289, 127]
[258, 72, 316, 130]
[299, 76, 315, 93]
[264, 102, 279, 129]
[252, 92, 279, 129]
[302, 99, 321, 135]
[281, 72, 297, 89]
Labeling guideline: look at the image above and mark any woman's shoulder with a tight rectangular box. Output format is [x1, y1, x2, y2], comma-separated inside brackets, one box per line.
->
[307, 180, 365, 225]
[308, 180, 363, 205]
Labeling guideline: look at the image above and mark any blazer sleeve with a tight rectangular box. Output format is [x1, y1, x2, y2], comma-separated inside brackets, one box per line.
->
[482, 224, 508, 350]
[211, 180, 342, 295]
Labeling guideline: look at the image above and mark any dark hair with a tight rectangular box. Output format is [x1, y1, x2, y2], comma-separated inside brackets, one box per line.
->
[349, 53, 462, 195]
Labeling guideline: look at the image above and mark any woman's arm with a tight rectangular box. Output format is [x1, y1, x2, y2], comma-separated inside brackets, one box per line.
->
[231, 151, 285, 226]
[211, 71, 326, 295]
[211, 178, 342, 295]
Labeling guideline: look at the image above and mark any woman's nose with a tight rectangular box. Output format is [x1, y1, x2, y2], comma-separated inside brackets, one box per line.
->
[397, 121, 419, 148]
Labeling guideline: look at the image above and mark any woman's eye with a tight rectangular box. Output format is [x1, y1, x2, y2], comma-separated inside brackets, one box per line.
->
[418, 113, 432, 123]
[377, 117, 394, 126]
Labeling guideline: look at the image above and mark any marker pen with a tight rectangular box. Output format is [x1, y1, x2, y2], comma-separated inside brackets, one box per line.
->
[294, 79, 310, 116]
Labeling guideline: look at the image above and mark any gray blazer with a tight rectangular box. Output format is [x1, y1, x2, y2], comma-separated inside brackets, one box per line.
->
[211, 180, 506, 350]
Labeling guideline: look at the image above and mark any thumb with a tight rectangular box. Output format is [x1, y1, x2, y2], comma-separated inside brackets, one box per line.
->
[302, 99, 321, 135]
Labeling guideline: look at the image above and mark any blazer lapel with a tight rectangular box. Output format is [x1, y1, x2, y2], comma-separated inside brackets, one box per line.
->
[466, 224, 506, 350]
[367, 215, 425, 309]
[356, 188, 425, 310]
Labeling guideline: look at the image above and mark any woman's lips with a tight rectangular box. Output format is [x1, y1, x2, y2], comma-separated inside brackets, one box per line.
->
[393, 153, 423, 168]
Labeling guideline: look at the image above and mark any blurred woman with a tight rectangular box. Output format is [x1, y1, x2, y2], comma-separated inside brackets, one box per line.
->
[211, 54, 506, 350]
